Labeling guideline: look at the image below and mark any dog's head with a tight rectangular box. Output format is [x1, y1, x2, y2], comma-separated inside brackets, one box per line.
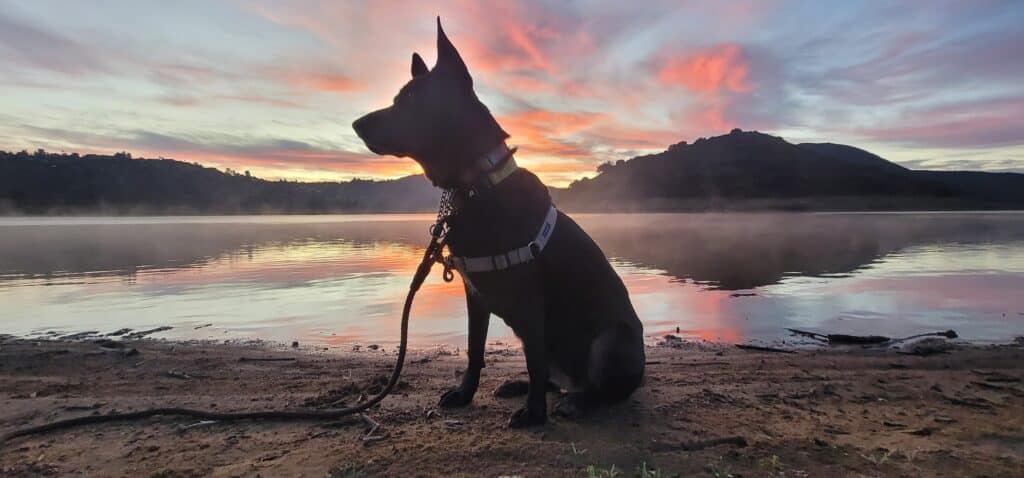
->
[352, 18, 508, 188]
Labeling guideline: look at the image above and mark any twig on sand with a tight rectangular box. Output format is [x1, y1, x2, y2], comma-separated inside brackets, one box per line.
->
[178, 420, 218, 433]
[735, 344, 796, 354]
[359, 414, 388, 445]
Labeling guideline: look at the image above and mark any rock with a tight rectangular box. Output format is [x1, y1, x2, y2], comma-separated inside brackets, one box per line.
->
[94, 339, 125, 349]
[659, 334, 684, 348]
[901, 337, 955, 356]
[291, 341, 299, 348]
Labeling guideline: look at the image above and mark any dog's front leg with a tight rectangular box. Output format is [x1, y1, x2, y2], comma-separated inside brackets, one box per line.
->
[439, 288, 490, 408]
[508, 297, 548, 428]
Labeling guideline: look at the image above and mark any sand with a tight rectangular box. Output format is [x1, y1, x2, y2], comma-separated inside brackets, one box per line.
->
[1, 335, 1022, 477]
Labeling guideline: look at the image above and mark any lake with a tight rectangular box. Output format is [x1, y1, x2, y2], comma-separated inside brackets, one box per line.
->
[2, 212, 1023, 348]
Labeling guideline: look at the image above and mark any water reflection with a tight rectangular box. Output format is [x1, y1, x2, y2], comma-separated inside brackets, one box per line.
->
[576, 213, 1024, 289]
[1, 213, 1022, 346]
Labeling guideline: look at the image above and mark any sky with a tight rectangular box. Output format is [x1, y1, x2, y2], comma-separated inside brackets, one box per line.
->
[1, 0, 1022, 186]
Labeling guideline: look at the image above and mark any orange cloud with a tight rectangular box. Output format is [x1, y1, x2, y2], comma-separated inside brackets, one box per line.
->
[585, 124, 685, 150]
[262, 68, 363, 95]
[186, 149, 418, 182]
[497, 108, 605, 158]
[505, 24, 556, 73]
[696, 104, 730, 131]
[451, 0, 573, 75]
[291, 72, 363, 93]
[658, 43, 752, 94]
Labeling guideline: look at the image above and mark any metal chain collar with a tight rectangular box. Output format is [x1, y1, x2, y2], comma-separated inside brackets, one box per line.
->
[429, 188, 457, 283]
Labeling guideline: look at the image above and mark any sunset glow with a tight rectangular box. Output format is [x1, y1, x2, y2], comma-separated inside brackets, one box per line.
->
[1, 1, 1022, 186]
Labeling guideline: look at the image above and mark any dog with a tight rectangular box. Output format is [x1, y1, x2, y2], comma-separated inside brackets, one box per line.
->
[353, 18, 645, 428]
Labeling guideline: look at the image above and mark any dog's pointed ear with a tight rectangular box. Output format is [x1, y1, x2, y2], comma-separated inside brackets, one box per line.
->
[411, 52, 428, 77]
[435, 16, 471, 83]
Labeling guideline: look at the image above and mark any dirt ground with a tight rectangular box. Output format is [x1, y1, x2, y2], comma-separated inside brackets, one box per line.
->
[1, 335, 1022, 477]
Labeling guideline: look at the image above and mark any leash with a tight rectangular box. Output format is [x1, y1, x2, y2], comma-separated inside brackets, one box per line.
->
[0, 193, 458, 447]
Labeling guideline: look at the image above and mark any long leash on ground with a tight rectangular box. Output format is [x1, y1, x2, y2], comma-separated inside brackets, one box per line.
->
[0, 194, 456, 447]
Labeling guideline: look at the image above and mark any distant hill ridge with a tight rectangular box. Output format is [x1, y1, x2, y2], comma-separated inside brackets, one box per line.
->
[2, 130, 1022, 214]
[0, 150, 439, 214]
[557, 129, 1024, 211]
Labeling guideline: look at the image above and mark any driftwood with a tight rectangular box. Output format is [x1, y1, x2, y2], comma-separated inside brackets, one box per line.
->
[786, 328, 957, 345]
[124, 326, 174, 339]
[735, 344, 796, 354]
[678, 436, 748, 451]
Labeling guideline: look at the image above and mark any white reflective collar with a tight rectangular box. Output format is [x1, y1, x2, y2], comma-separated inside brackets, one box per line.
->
[475, 143, 512, 171]
[449, 205, 558, 274]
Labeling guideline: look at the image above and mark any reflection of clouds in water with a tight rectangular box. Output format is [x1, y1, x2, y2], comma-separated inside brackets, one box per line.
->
[1, 213, 1023, 345]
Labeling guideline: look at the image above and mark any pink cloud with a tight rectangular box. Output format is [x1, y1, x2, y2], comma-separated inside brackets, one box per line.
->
[849, 97, 1024, 148]
[497, 108, 605, 158]
[658, 43, 752, 94]
[286, 72, 363, 93]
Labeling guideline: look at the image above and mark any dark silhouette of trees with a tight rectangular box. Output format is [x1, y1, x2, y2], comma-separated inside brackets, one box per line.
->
[560, 129, 1024, 211]
[0, 150, 438, 215]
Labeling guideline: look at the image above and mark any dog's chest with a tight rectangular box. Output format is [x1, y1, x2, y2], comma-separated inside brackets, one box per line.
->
[458, 265, 544, 325]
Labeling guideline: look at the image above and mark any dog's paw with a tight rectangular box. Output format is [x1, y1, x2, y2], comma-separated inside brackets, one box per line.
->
[438, 386, 474, 408]
[493, 380, 530, 398]
[553, 393, 589, 420]
[507, 406, 547, 428]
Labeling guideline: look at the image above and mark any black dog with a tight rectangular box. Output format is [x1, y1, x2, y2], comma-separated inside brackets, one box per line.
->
[353, 18, 645, 428]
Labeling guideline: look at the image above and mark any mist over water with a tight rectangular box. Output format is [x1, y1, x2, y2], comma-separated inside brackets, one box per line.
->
[1, 213, 1022, 347]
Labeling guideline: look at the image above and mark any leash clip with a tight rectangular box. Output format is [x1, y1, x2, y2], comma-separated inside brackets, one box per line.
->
[442, 261, 455, 282]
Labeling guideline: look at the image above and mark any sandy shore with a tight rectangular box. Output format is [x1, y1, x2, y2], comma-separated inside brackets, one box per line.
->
[1, 335, 1022, 477]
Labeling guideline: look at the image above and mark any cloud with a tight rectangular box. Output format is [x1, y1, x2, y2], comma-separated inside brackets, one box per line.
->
[14, 124, 412, 180]
[289, 72, 362, 93]
[159, 93, 306, 109]
[657, 44, 752, 94]
[898, 157, 1024, 174]
[0, 11, 106, 75]
[847, 96, 1024, 149]
[3, 1, 1023, 185]
[497, 108, 605, 158]
[813, 26, 1024, 106]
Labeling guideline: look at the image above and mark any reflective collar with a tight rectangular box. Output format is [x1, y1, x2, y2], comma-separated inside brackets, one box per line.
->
[448, 204, 558, 274]
[466, 143, 518, 196]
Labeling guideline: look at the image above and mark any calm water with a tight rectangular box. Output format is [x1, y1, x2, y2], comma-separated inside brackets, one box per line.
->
[2, 213, 1023, 348]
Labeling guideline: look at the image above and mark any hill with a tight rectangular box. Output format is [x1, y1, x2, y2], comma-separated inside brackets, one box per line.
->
[557, 129, 1024, 211]
[3, 131, 1023, 214]
[0, 150, 439, 214]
